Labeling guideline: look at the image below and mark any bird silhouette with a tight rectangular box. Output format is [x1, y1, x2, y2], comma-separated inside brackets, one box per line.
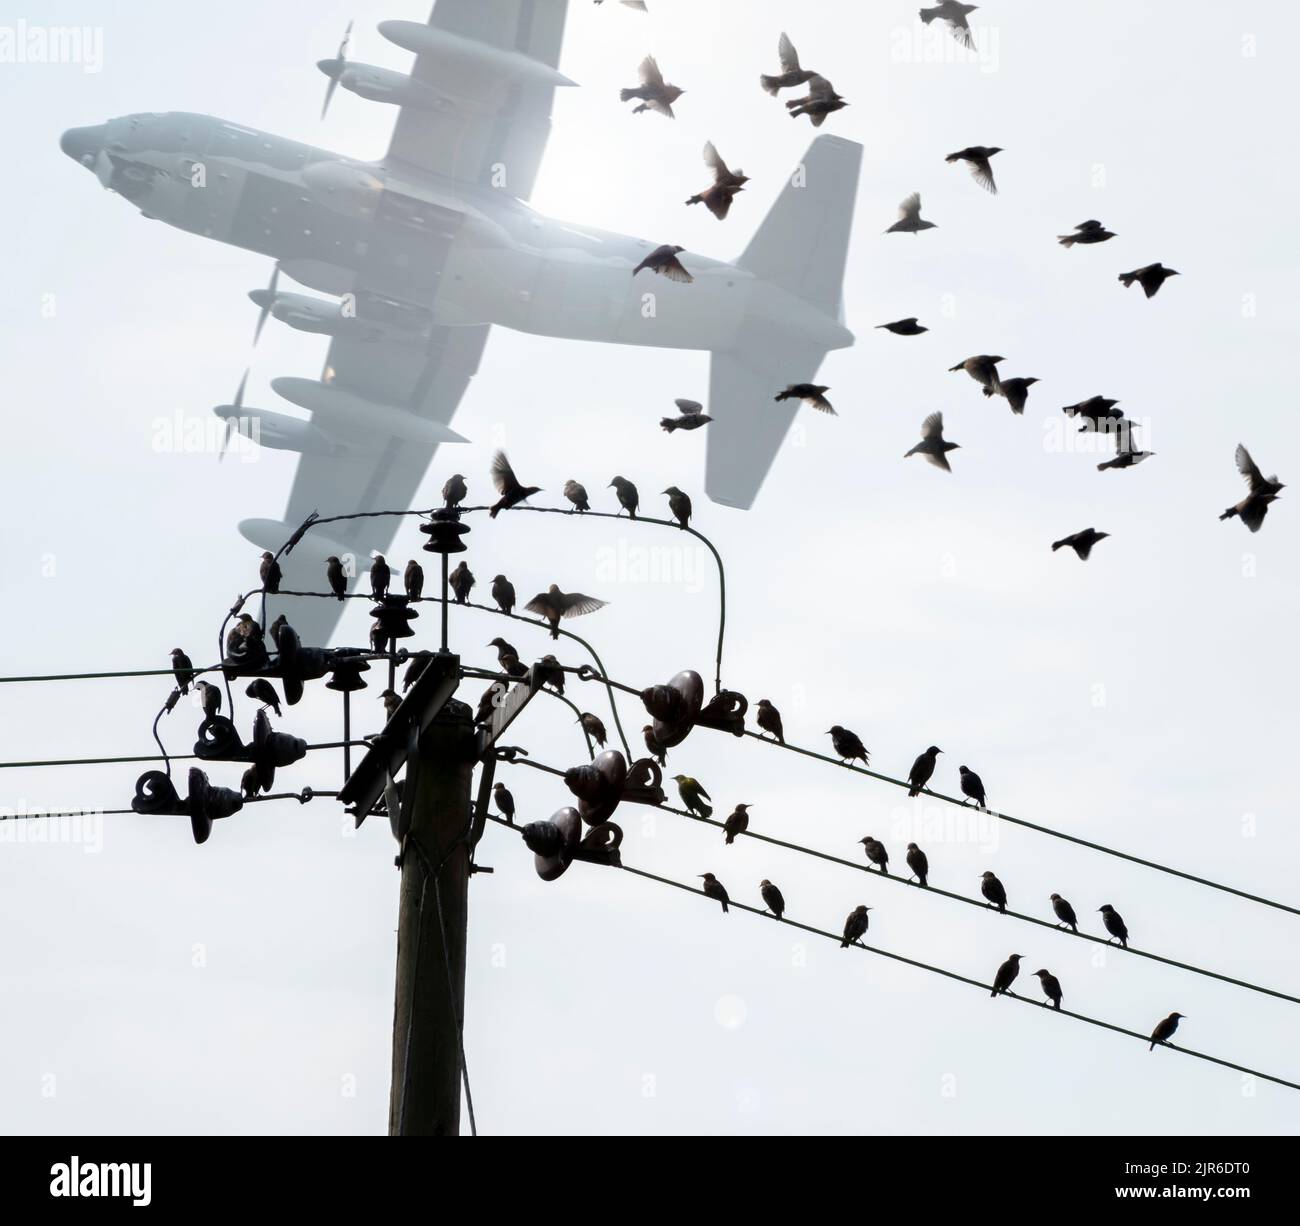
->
[325, 555, 348, 600]
[1098, 903, 1129, 949]
[642, 724, 667, 766]
[660, 399, 712, 433]
[488, 637, 527, 677]
[699, 872, 729, 912]
[245, 678, 281, 717]
[995, 376, 1039, 415]
[951, 354, 1004, 392]
[1149, 1011, 1185, 1051]
[991, 953, 1022, 997]
[663, 486, 692, 528]
[859, 836, 889, 874]
[490, 451, 542, 518]
[906, 843, 929, 887]
[609, 476, 640, 518]
[685, 141, 749, 220]
[632, 244, 694, 281]
[493, 781, 515, 822]
[563, 479, 590, 511]
[578, 712, 608, 748]
[1033, 969, 1062, 1010]
[380, 688, 401, 720]
[259, 551, 282, 593]
[621, 55, 684, 117]
[1050, 893, 1078, 933]
[775, 383, 835, 414]
[524, 585, 608, 639]
[449, 561, 474, 605]
[920, 2, 978, 49]
[1220, 444, 1284, 532]
[404, 560, 424, 602]
[959, 765, 987, 809]
[195, 680, 222, 719]
[908, 745, 942, 796]
[760, 879, 786, 920]
[886, 192, 936, 234]
[441, 473, 467, 509]
[761, 32, 817, 95]
[876, 317, 929, 336]
[491, 575, 515, 615]
[1052, 528, 1110, 560]
[785, 74, 848, 126]
[827, 725, 870, 765]
[723, 804, 752, 845]
[841, 904, 872, 947]
[755, 699, 784, 744]
[946, 145, 1002, 193]
[981, 871, 1008, 913]
[905, 411, 960, 471]
[674, 774, 713, 818]
[1119, 262, 1179, 298]
[370, 554, 390, 601]
[1058, 219, 1115, 247]
[169, 648, 195, 695]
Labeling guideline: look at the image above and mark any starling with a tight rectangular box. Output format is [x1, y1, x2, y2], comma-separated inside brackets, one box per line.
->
[476, 680, 507, 725]
[631, 244, 694, 282]
[876, 317, 929, 336]
[859, 836, 889, 874]
[259, 551, 282, 593]
[493, 781, 515, 822]
[980, 870, 1007, 913]
[609, 476, 640, 518]
[1119, 262, 1179, 298]
[946, 145, 1002, 194]
[490, 450, 542, 518]
[1049, 893, 1078, 933]
[326, 555, 348, 600]
[950, 354, 1004, 393]
[1058, 219, 1115, 247]
[1220, 444, 1284, 533]
[673, 774, 712, 819]
[404, 560, 424, 602]
[663, 486, 692, 528]
[774, 383, 835, 414]
[760, 879, 786, 921]
[245, 678, 282, 716]
[643, 724, 667, 766]
[240, 765, 261, 799]
[827, 725, 870, 765]
[755, 698, 784, 744]
[1149, 1011, 1185, 1051]
[958, 765, 987, 809]
[991, 953, 1022, 997]
[1097, 433, 1156, 471]
[760, 31, 817, 95]
[563, 479, 590, 512]
[885, 192, 936, 235]
[370, 553, 391, 601]
[491, 574, 515, 615]
[369, 621, 388, 654]
[698, 872, 729, 912]
[841, 904, 871, 947]
[225, 616, 254, 658]
[723, 804, 752, 845]
[442, 473, 467, 509]
[1062, 395, 1123, 429]
[907, 745, 942, 797]
[995, 376, 1039, 415]
[380, 688, 401, 720]
[685, 141, 749, 220]
[1098, 903, 1129, 949]
[906, 842, 929, 887]
[621, 55, 685, 118]
[785, 75, 848, 126]
[536, 654, 565, 694]
[269, 615, 291, 653]
[195, 679, 222, 719]
[904, 411, 961, 472]
[920, 1, 978, 49]
[578, 712, 608, 748]
[1052, 528, 1110, 560]
[525, 585, 608, 639]
[1033, 969, 1062, 1010]
[170, 648, 195, 695]
[402, 651, 431, 692]
[488, 637, 527, 677]
[661, 399, 713, 433]
[449, 561, 474, 605]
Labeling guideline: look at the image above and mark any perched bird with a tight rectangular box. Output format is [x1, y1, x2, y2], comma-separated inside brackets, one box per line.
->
[476, 681, 506, 725]
[906, 842, 929, 887]
[490, 451, 542, 518]
[643, 724, 667, 766]
[950, 354, 1004, 393]
[563, 479, 590, 512]
[240, 765, 261, 799]
[760, 31, 817, 95]
[760, 879, 786, 921]
[920, 2, 979, 49]
[403, 559, 424, 602]
[259, 551, 282, 593]
[380, 688, 401, 720]
[1059, 219, 1115, 247]
[946, 145, 1002, 193]
[631, 244, 694, 282]
[609, 476, 640, 518]
[723, 804, 752, 845]
[660, 399, 713, 433]
[578, 712, 608, 748]
[663, 486, 692, 528]
[1149, 1011, 1185, 1051]
[786, 74, 848, 126]
[876, 317, 928, 336]
[1033, 969, 1062, 1010]
[991, 953, 1022, 998]
[1098, 433, 1156, 471]
[1220, 444, 1284, 533]
[225, 614, 261, 658]
[841, 904, 871, 947]
[402, 651, 431, 692]
[827, 725, 870, 765]
[859, 836, 890, 874]
[685, 141, 749, 220]
[369, 621, 388, 654]
[1098, 903, 1129, 949]
[959, 765, 987, 809]
[325, 555, 347, 600]
[245, 678, 281, 717]
[674, 774, 713, 819]
[370, 554, 390, 601]
[755, 698, 784, 744]
[536, 654, 565, 694]
[774, 383, 835, 414]
[442, 473, 467, 509]
[904, 411, 960, 471]
[980, 870, 1007, 913]
[449, 561, 474, 605]
[886, 192, 936, 235]
[1052, 528, 1110, 560]
[1119, 262, 1179, 298]
[488, 637, 527, 677]
[493, 781, 515, 822]
[195, 679, 222, 719]
[169, 648, 195, 695]
[908, 745, 942, 797]
[621, 55, 684, 118]
[1050, 893, 1078, 933]
[699, 872, 730, 912]
[268, 615, 290, 653]
[995, 376, 1039, 415]
[491, 574, 515, 615]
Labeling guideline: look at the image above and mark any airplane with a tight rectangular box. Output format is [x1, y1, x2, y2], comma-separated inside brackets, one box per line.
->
[60, 0, 861, 643]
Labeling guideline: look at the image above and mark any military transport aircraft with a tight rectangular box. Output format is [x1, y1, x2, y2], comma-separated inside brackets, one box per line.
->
[60, 0, 860, 641]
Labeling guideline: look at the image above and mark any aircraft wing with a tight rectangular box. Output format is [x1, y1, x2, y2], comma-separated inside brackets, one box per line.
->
[383, 0, 571, 199]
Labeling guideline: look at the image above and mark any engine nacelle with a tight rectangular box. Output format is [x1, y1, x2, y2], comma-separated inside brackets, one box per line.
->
[248, 289, 386, 342]
[271, 377, 469, 446]
[316, 59, 456, 111]
[378, 20, 577, 88]
[211, 404, 344, 456]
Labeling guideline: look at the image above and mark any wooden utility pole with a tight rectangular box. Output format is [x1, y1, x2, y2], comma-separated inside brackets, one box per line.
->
[388, 696, 476, 1136]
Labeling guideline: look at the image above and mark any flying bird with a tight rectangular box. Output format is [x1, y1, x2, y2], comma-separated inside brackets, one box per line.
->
[755, 698, 784, 744]
[578, 712, 608, 748]
[959, 765, 987, 809]
[1119, 262, 1179, 298]
[642, 724, 667, 766]
[449, 561, 474, 604]
[621, 55, 685, 118]
[760, 879, 786, 920]
[946, 145, 1002, 193]
[920, 2, 979, 50]
[951, 354, 1003, 393]
[609, 476, 640, 518]
[1220, 444, 1284, 533]
[1062, 395, 1122, 429]
[663, 486, 692, 528]
[904, 411, 960, 471]
[876, 317, 928, 336]
[325, 555, 347, 600]
[685, 141, 749, 220]
[991, 953, 1022, 997]
[886, 192, 936, 234]
[1051, 528, 1110, 560]
[1033, 969, 1063, 1010]
[660, 399, 712, 433]
[490, 450, 542, 518]
[632, 244, 694, 282]
[1097, 433, 1156, 471]
[1098, 903, 1129, 949]
[995, 376, 1039, 415]
[1058, 219, 1115, 247]
[245, 678, 282, 717]
[906, 842, 929, 887]
[170, 648, 195, 695]
[1149, 1012, 1185, 1051]
[259, 551, 282, 593]
[403, 560, 424, 602]
[774, 383, 835, 414]
[563, 479, 590, 511]
[841, 904, 871, 947]
[827, 725, 870, 765]
[370, 554, 390, 601]
[699, 872, 730, 912]
[786, 74, 848, 126]
[442, 473, 467, 509]
[1049, 893, 1078, 933]
[980, 870, 1007, 913]
[674, 774, 713, 819]
[491, 574, 516, 616]
[859, 836, 889, 874]
[493, 781, 515, 822]
[761, 32, 817, 95]
[723, 804, 752, 845]
[908, 745, 942, 797]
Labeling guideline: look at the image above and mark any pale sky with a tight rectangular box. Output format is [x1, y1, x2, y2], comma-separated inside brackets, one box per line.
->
[1, 0, 1297, 1135]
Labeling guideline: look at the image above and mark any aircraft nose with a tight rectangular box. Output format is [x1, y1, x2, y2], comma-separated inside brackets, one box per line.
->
[60, 124, 106, 166]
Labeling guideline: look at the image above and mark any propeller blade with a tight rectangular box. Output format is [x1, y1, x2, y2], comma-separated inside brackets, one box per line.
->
[320, 75, 340, 120]
[218, 416, 234, 464]
[233, 368, 249, 411]
[337, 19, 353, 59]
[321, 20, 352, 119]
[252, 265, 279, 345]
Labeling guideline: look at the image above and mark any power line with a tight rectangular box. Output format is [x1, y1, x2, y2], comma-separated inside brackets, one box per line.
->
[0, 788, 339, 822]
[0, 741, 364, 771]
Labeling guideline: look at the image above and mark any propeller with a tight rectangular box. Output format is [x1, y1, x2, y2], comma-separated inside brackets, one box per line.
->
[320, 20, 353, 119]
[250, 264, 280, 346]
[218, 368, 250, 463]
